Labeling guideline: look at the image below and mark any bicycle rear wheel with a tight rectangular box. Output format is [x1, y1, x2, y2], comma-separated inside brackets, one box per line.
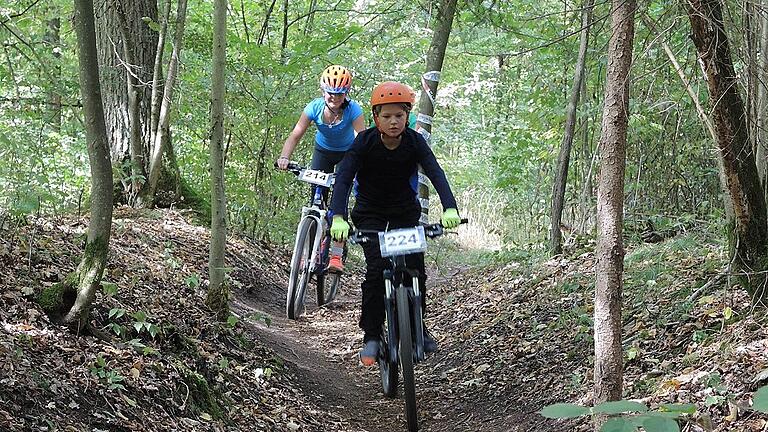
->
[397, 285, 418, 431]
[287, 217, 317, 319]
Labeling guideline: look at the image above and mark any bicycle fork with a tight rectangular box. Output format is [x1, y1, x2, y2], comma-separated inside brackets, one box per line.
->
[295, 206, 327, 275]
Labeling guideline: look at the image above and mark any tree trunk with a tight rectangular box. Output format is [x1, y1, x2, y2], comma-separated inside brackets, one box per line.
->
[757, 0, 768, 200]
[116, 0, 146, 205]
[686, 0, 768, 298]
[145, 0, 188, 205]
[94, 0, 157, 168]
[414, 0, 458, 224]
[550, 0, 593, 256]
[65, 0, 114, 331]
[642, 14, 733, 219]
[150, 0, 172, 146]
[44, 12, 62, 134]
[594, 0, 635, 422]
[206, 0, 229, 319]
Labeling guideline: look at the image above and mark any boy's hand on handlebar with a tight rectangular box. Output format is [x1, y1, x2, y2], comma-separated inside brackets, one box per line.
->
[276, 156, 290, 170]
[441, 208, 461, 229]
[330, 215, 350, 241]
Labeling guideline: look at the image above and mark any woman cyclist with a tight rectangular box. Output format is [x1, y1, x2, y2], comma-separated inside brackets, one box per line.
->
[328, 81, 461, 366]
[277, 65, 366, 272]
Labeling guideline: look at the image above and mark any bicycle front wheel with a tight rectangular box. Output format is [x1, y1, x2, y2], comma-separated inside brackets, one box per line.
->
[317, 241, 346, 306]
[381, 295, 399, 398]
[287, 217, 317, 319]
[397, 285, 418, 431]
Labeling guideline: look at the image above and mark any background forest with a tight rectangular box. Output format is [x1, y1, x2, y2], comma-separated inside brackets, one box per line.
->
[1, 0, 729, 245]
[4, 0, 768, 431]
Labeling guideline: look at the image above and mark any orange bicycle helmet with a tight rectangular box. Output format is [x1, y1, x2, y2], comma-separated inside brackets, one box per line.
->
[370, 81, 416, 108]
[320, 65, 353, 94]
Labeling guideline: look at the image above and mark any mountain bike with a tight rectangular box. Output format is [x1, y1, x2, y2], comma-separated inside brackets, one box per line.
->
[279, 162, 346, 320]
[349, 219, 467, 432]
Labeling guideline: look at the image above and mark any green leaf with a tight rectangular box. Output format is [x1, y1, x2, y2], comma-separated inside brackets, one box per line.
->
[109, 308, 125, 319]
[141, 16, 161, 32]
[640, 415, 680, 432]
[101, 281, 118, 296]
[593, 401, 649, 415]
[227, 315, 239, 327]
[539, 403, 590, 419]
[753, 386, 768, 413]
[659, 403, 696, 414]
[601, 418, 636, 432]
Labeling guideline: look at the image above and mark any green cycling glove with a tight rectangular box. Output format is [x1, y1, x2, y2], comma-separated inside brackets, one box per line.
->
[330, 215, 350, 241]
[441, 208, 461, 229]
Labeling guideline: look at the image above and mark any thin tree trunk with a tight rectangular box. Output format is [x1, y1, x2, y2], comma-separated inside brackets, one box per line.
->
[44, 12, 62, 134]
[594, 0, 635, 424]
[258, 0, 277, 45]
[744, 0, 758, 156]
[757, 0, 768, 199]
[65, 0, 114, 331]
[145, 0, 188, 205]
[150, 0, 172, 146]
[116, 1, 146, 204]
[280, 0, 288, 61]
[686, 0, 768, 299]
[207, 0, 228, 319]
[550, 0, 593, 256]
[415, 0, 458, 224]
[643, 14, 733, 219]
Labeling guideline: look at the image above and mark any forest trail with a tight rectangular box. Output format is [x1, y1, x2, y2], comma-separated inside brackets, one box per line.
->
[234, 252, 551, 432]
[4, 209, 766, 432]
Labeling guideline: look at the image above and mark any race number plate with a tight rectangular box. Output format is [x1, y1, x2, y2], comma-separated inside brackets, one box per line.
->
[378, 226, 427, 257]
[299, 169, 333, 187]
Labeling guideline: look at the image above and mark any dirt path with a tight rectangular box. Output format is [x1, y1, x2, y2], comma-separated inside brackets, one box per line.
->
[233, 263, 532, 432]
[233, 275, 408, 432]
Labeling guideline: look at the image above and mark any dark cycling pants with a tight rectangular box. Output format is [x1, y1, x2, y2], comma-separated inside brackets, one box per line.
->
[310, 146, 345, 204]
[351, 200, 427, 343]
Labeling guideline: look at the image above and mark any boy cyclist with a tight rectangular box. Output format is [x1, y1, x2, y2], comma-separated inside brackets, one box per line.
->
[277, 65, 365, 272]
[328, 81, 461, 365]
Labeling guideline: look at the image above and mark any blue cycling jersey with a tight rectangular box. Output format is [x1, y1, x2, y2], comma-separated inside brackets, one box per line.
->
[303, 98, 363, 151]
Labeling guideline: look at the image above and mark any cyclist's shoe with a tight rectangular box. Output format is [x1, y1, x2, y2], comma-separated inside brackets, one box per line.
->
[359, 340, 380, 366]
[328, 255, 344, 273]
[423, 329, 438, 353]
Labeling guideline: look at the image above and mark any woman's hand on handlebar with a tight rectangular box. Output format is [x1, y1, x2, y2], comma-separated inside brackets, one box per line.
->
[276, 156, 291, 170]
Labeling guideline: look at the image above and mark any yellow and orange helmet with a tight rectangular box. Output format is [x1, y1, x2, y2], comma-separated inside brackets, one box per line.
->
[320, 65, 353, 94]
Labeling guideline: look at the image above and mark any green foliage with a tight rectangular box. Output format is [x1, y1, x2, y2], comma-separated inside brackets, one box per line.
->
[753, 386, 768, 412]
[541, 387, 768, 431]
[90, 355, 126, 391]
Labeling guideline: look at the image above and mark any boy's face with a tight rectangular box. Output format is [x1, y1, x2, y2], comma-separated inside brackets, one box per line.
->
[376, 104, 408, 138]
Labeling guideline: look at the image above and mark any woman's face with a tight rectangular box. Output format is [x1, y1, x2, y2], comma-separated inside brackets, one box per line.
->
[376, 104, 408, 138]
[323, 91, 346, 110]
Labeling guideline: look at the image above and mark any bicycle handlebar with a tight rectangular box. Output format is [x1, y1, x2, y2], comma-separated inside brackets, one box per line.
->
[274, 160, 303, 174]
[349, 219, 469, 244]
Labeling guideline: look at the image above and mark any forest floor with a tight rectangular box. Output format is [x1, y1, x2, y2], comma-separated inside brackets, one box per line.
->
[1, 208, 768, 431]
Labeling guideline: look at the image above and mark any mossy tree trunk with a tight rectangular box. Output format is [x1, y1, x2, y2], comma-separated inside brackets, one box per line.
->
[206, 0, 228, 319]
[687, 0, 768, 299]
[66, 0, 114, 331]
[593, 0, 635, 428]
